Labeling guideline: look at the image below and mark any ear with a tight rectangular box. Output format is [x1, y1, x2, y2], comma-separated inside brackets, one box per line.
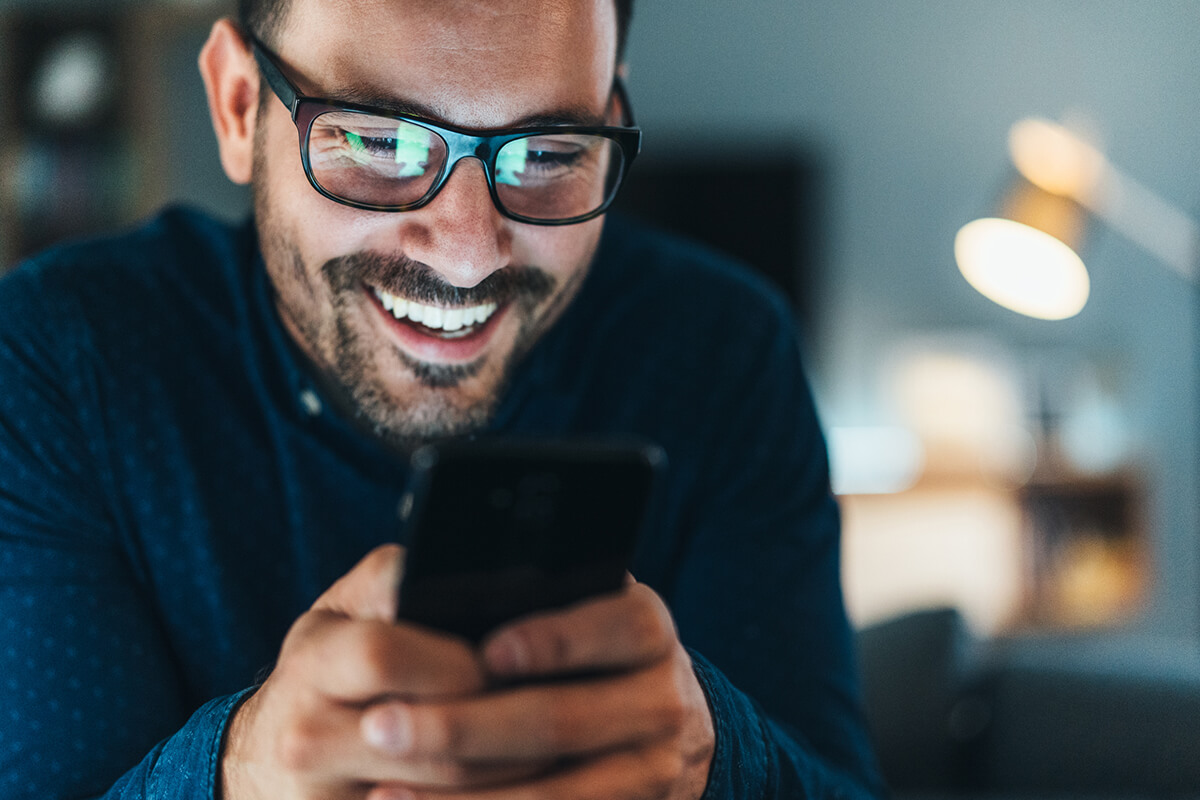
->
[198, 18, 259, 185]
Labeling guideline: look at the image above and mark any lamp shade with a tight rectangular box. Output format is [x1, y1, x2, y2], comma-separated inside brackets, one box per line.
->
[955, 176, 1091, 321]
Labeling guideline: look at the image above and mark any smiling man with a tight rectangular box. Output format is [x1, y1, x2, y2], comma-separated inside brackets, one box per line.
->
[0, 1, 883, 798]
[243, 4, 616, 446]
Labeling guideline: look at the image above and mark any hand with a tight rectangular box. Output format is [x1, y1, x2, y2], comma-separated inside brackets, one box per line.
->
[359, 580, 716, 800]
[220, 545, 538, 800]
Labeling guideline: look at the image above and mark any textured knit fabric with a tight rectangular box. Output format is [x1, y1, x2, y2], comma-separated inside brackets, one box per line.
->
[0, 207, 883, 799]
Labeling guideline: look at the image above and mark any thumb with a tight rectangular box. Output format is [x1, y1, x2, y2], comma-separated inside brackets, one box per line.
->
[312, 543, 406, 622]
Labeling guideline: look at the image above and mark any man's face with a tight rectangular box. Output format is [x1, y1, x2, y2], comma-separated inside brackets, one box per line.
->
[252, 0, 619, 447]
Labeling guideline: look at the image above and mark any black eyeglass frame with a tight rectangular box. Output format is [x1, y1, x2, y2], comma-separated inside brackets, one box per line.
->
[249, 37, 642, 226]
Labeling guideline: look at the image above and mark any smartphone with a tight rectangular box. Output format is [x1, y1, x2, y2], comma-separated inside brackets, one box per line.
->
[395, 438, 665, 643]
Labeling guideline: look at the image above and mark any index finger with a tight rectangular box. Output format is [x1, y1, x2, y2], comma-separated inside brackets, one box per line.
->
[287, 610, 487, 703]
[480, 583, 677, 680]
[312, 543, 406, 622]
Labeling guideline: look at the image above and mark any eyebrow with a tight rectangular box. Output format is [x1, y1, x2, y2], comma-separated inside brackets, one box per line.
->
[326, 84, 610, 130]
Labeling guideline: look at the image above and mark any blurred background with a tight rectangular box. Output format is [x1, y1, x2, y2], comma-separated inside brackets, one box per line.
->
[2, 0, 1200, 794]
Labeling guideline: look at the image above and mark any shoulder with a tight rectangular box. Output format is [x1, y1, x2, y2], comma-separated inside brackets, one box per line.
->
[587, 214, 800, 364]
[0, 207, 254, 361]
[595, 213, 793, 321]
[553, 215, 811, 442]
[3, 206, 252, 314]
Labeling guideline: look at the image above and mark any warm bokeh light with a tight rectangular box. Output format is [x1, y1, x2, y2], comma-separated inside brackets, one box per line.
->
[1007, 116, 1198, 283]
[839, 345, 1036, 633]
[891, 348, 1037, 485]
[841, 485, 1025, 634]
[955, 217, 1090, 320]
[1008, 117, 1107, 200]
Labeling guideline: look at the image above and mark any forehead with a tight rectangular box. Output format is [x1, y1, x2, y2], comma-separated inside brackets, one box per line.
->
[279, 0, 619, 129]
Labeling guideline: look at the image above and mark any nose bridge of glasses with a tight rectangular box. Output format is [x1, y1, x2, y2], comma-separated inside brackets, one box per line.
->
[433, 139, 502, 214]
[437, 131, 500, 183]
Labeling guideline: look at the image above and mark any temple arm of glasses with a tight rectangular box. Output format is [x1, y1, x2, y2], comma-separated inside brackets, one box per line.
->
[248, 35, 301, 118]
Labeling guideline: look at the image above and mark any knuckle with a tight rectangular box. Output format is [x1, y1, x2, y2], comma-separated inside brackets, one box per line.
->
[628, 599, 670, 652]
[433, 760, 476, 785]
[542, 697, 583, 747]
[643, 680, 687, 739]
[659, 691, 688, 735]
[541, 620, 575, 668]
[645, 749, 685, 797]
[275, 717, 321, 772]
[349, 629, 395, 686]
[510, 618, 574, 672]
[412, 706, 464, 755]
[283, 610, 325, 656]
[407, 757, 475, 786]
[283, 611, 341, 674]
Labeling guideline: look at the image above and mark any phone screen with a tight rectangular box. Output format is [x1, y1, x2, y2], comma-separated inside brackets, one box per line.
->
[396, 438, 664, 643]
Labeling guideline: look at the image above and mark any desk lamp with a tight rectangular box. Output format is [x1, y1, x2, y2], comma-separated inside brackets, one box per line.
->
[955, 118, 1198, 319]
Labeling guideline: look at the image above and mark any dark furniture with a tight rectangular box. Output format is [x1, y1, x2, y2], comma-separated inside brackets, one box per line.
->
[858, 608, 1200, 797]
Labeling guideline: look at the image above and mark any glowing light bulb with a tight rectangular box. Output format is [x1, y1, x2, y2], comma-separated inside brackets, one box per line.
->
[955, 217, 1089, 320]
[1008, 118, 1107, 200]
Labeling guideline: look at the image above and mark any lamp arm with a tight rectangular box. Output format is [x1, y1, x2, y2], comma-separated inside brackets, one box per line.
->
[1083, 166, 1199, 284]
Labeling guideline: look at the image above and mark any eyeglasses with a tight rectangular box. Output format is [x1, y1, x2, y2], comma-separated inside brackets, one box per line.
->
[249, 38, 642, 225]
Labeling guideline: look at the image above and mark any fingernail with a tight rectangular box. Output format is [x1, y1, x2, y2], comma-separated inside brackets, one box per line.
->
[485, 632, 529, 675]
[363, 705, 412, 753]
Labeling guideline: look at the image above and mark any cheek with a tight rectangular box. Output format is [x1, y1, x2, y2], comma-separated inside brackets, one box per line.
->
[271, 181, 386, 277]
[258, 111, 382, 267]
[512, 219, 604, 283]
[295, 202, 387, 267]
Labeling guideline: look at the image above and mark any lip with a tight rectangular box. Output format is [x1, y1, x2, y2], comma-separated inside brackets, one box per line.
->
[365, 284, 508, 364]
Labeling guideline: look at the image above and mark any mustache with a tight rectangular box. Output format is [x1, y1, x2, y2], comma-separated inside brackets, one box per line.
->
[322, 251, 556, 307]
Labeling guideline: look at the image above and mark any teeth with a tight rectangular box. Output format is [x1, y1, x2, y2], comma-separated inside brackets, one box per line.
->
[372, 287, 499, 332]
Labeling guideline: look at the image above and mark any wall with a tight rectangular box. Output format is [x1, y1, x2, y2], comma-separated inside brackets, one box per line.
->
[624, 1, 1200, 638]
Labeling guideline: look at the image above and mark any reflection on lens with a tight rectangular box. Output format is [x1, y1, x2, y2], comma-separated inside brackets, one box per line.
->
[495, 135, 621, 221]
[308, 111, 446, 208]
[390, 124, 434, 178]
[304, 113, 625, 221]
[496, 138, 528, 187]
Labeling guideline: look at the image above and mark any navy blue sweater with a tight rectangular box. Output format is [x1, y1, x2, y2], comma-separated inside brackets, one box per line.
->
[0, 208, 883, 799]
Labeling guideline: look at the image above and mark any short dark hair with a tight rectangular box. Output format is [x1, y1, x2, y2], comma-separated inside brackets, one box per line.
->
[239, 0, 634, 61]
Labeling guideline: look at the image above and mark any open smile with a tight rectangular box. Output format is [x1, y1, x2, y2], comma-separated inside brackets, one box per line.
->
[366, 284, 508, 362]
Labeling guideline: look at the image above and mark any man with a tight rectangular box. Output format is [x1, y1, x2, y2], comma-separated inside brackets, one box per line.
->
[0, 1, 884, 798]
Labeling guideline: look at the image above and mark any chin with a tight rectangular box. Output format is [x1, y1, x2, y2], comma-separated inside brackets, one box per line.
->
[351, 352, 511, 447]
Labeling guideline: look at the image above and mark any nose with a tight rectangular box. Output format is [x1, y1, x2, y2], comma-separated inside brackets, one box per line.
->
[397, 158, 512, 289]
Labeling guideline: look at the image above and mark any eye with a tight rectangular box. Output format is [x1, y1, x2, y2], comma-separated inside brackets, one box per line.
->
[309, 112, 440, 177]
[496, 136, 599, 186]
[523, 140, 587, 171]
[309, 126, 396, 166]
[344, 130, 402, 157]
[529, 146, 584, 166]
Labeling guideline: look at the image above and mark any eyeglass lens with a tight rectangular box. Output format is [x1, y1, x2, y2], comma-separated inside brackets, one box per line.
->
[307, 111, 624, 221]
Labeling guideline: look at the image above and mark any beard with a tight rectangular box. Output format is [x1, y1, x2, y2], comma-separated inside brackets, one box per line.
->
[311, 250, 555, 447]
[252, 126, 563, 450]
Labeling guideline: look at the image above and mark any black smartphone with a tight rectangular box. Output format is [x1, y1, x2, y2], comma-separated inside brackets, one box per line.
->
[395, 438, 665, 643]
